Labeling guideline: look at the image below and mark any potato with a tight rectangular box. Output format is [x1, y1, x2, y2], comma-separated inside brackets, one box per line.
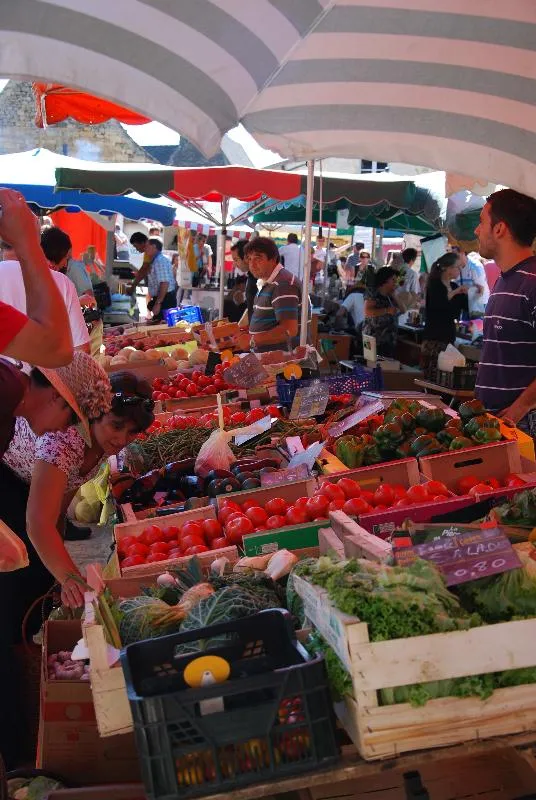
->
[129, 350, 147, 362]
[164, 357, 178, 370]
[110, 355, 128, 366]
[172, 347, 189, 360]
[145, 349, 162, 360]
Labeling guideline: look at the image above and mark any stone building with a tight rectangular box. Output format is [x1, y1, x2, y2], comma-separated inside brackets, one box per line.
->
[0, 80, 155, 162]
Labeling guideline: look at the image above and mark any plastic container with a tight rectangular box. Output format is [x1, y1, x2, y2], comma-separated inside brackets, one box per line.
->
[435, 364, 478, 390]
[165, 306, 203, 327]
[121, 610, 339, 800]
[276, 365, 383, 407]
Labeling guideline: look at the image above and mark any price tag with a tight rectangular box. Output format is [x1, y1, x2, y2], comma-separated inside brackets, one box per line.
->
[328, 399, 384, 437]
[223, 353, 269, 389]
[260, 463, 310, 487]
[233, 413, 273, 446]
[289, 381, 329, 420]
[205, 351, 221, 376]
[394, 526, 521, 585]
[287, 440, 325, 471]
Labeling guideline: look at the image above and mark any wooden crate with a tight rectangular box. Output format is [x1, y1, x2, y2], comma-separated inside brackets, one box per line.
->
[319, 458, 420, 492]
[108, 505, 238, 578]
[193, 321, 241, 350]
[293, 576, 536, 761]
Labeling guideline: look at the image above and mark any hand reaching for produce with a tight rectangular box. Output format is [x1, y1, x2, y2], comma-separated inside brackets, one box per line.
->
[61, 575, 85, 608]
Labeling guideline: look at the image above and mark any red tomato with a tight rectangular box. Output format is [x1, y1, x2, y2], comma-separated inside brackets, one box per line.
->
[328, 498, 345, 511]
[241, 498, 261, 511]
[191, 371, 203, 383]
[360, 490, 376, 506]
[469, 483, 495, 497]
[318, 483, 346, 506]
[144, 526, 165, 546]
[486, 477, 501, 490]
[294, 496, 310, 508]
[245, 506, 268, 527]
[285, 505, 309, 525]
[145, 552, 169, 563]
[431, 495, 449, 502]
[175, 390, 189, 399]
[126, 542, 149, 557]
[343, 497, 372, 516]
[202, 519, 223, 541]
[149, 541, 170, 554]
[226, 516, 254, 544]
[265, 405, 281, 418]
[230, 411, 247, 425]
[219, 505, 242, 525]
[121, 555, 145, 568]
[336, 478, 361, 499]
[152, 391, 161, 401]
[305, 495, 329, 520]
[245, 408, 267, 424]
[186, 383, 198, 396]
[265, 497, 289, 516]
[266, 514, 287, 530]
[456, 475, 481, 495]
[424, 480, 449, 497]
[167, 387, 177, 398]
[373, 485, 395, 507]
[167, 548, 183, 559]
[210, 537, 230, 550]
[405, 484, 430, 504]
[181, 534, 206, 550]
[180, 522, 205, 541]
[153, 379, 165, 390]
[505, 474, 525, 488]
[224, 511, 246, 527]
[374, 504, 389, 512]
[391, 484, 408, 501]
[117, 535, 136, 554]
[162, 525, 181, 542]
[184, 545, 209, 555]
[394, 498, 411, 507]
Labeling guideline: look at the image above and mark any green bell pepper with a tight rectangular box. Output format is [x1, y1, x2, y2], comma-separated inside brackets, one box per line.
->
[373, 422, 404, 449]
[409, 434, 437, 456]
[449, 436, 474, 450]
[415, 407, 448, 432]
[363, 443, 383, 465]
[458, 399, 486, 423]
[464, 415, 500, 437]
[335, 436, 365, 468]
[472, 427, 502, 444]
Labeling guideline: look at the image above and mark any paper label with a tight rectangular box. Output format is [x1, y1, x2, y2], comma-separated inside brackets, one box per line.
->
[289, 381, 330, 419]
[234, 414, 272, 446]
[287, 440, 325, 470]
[260, 463, 309, 487]
[394, 526, 521, 585]
[328, 399, 384, 437]
[223, 353, 269, 389]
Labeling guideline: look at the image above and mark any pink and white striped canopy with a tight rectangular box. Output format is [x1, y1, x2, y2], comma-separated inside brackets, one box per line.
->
[1, 1, 535, 195]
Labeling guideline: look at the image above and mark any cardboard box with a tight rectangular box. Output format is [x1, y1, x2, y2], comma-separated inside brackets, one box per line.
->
[39, 621, 140, 785]
[319, 458, 420, 493]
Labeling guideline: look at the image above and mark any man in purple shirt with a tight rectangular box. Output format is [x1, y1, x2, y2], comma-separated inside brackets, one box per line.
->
[475, 189, 536, 429]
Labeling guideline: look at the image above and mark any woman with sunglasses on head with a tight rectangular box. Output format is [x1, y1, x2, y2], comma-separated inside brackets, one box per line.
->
[0, 367, 154, 768]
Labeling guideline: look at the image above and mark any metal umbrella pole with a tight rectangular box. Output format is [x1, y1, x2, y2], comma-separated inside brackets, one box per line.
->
[300, 160, 315, 346]
[218, 196, 229, 317]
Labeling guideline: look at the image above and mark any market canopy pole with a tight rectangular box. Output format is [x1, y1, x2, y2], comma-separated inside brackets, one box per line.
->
[300, 160, 315, 347]
[218, 196, 229, 318]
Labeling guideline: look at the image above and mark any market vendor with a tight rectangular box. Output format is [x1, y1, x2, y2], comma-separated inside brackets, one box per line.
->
[0, 364, 154, 767]
[144, 238, 177, 322]
[231, 238, 256, 326]
[420, 252, 468, 378]
[245, 236, 306, 351]
[362, 267, 401, 358]
[474, 189, 536, 431]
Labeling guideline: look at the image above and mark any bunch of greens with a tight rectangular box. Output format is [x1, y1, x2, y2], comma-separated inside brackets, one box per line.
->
[305, 631, 352, 702]
[493, 488, 536, 528]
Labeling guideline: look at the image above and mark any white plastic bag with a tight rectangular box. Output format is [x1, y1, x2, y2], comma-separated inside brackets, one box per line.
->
[194, 395, 268, 477]
[437, 344, 466, 373]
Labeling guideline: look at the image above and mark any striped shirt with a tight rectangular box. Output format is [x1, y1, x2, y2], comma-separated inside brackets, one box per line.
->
[475, 256, 536, 411]
[147, 252, 176, 297]
[249, 266, 302, 351]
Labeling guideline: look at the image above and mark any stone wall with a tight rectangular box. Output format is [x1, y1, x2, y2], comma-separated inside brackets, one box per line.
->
[0, 81, 155, 162]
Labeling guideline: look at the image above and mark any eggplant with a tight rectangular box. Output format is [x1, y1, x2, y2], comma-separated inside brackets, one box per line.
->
[234, 471, 254, 484]
[164, 458, 196, 476]
[205, 469, 235, 482]
[241, 478, 261, 490]
[207, 479, 222, 497]
[236, 458, 281, 472]
[127, 469, 162, 500]
[178, 475, 205, 498]
[216, 477, 241, 494]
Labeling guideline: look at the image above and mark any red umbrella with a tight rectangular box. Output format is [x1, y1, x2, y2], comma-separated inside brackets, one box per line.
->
[32, 83, 150, 127]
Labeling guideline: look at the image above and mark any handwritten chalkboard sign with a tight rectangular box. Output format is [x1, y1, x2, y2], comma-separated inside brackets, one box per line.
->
[223, 353, 269, 389]
[260, 463, 310, 487]
[394, 526, 521, 585]
[289, 381, 329, 420]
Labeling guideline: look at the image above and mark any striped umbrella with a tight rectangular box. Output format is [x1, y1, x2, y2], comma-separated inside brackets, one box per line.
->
[1, 1, 535, 196]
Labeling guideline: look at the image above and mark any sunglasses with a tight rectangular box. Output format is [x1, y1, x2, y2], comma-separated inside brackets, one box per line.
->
[112, 393, 155, 412]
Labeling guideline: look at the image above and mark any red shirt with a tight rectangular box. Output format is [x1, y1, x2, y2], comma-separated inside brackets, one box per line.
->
[0, 300, 28, 352]
[0, 359, 25, 457]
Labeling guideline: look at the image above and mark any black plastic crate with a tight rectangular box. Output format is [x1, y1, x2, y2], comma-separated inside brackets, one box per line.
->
[121, 610, 339, 800]
[277, 365, 383, 407]
[435, 364, 478, 390]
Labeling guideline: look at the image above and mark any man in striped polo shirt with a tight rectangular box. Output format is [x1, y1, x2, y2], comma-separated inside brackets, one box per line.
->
[475, 189, 536, 430]
[245, 236, 304, 352]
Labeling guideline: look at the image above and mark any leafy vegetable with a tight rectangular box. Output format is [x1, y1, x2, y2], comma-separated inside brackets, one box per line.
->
[209, 570, 285, 609]
[494, 488, 536, 528]
[306, 631, 352, 702]
[118, 596, 182, 645]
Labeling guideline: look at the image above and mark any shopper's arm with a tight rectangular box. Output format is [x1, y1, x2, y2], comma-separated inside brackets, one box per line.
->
[0, 189, 73, 366]
[26, 460, 85, 607]
[499, 378, 536, 425]
[251, 318, 298, 347]
[151, 281, 169, 316]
